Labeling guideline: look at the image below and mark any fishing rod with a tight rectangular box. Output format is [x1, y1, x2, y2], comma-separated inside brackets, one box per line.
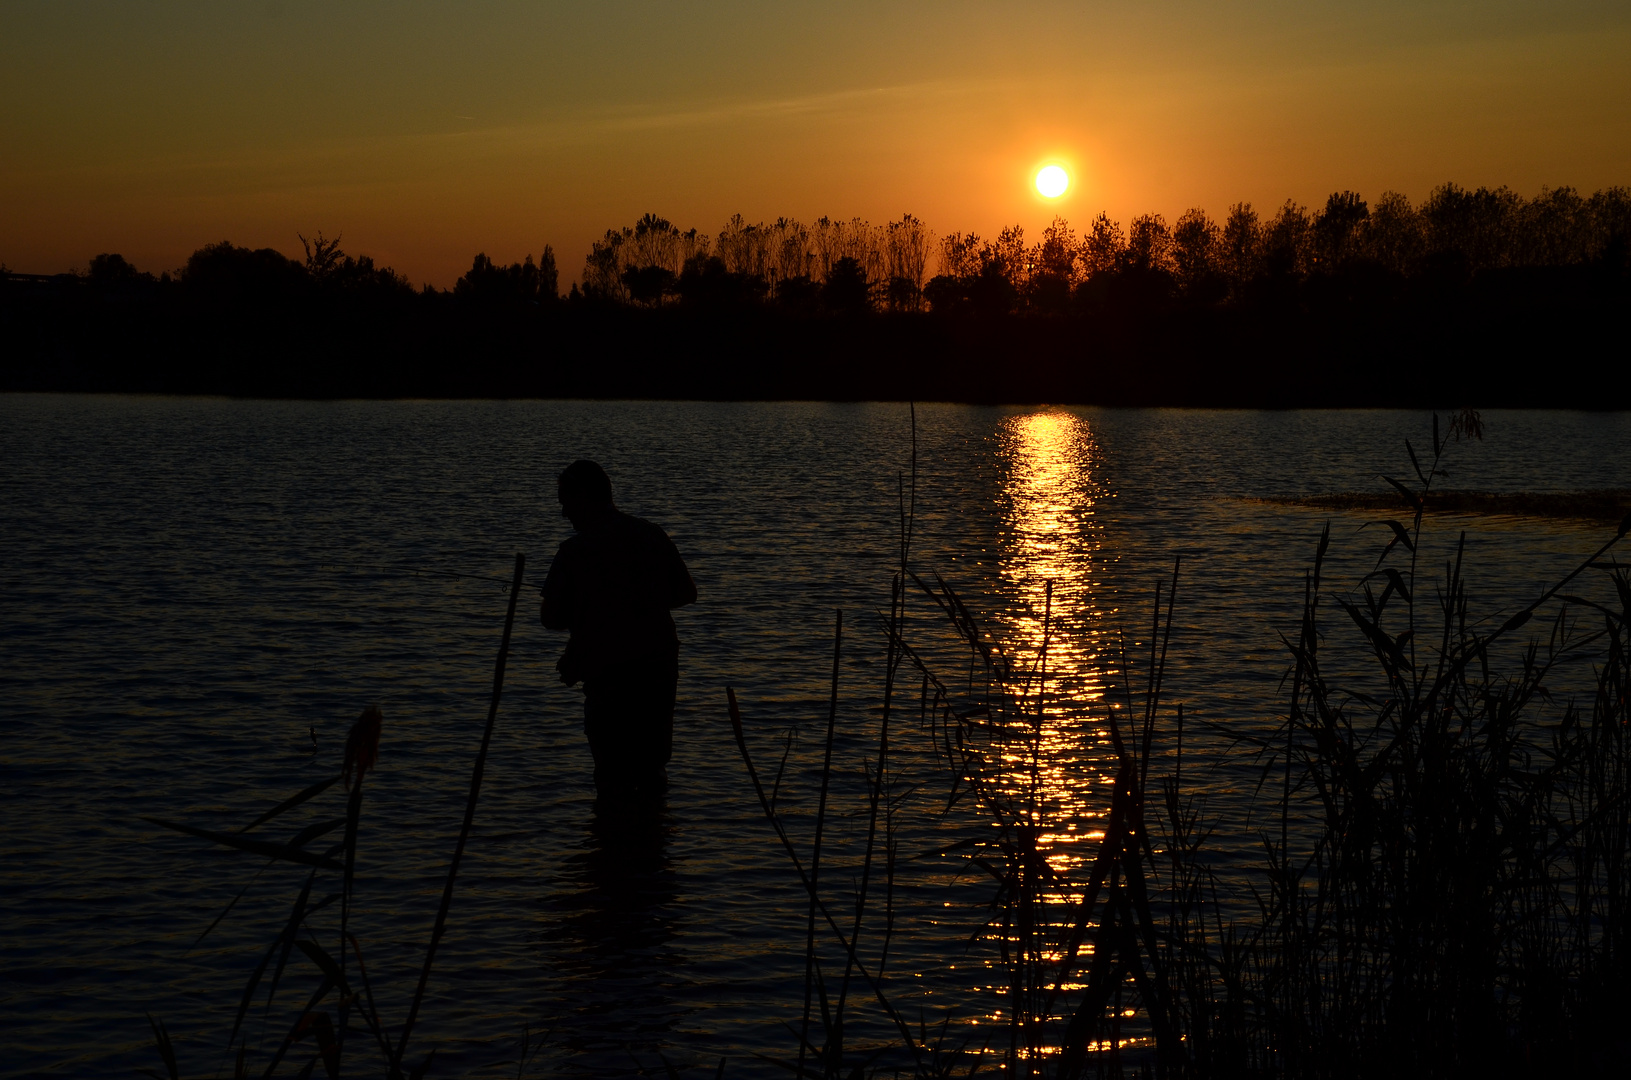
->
[315, 560, 549, 591]
[316, 547, 758, 591]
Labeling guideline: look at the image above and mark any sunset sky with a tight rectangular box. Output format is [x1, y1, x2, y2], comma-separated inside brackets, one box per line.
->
[3, 1, 1628, 288]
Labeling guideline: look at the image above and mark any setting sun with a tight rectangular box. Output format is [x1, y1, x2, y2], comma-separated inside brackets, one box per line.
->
[1036, 165, 1069, 198]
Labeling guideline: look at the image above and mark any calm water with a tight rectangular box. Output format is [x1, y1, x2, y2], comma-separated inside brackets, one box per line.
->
[3, 396, 1628, 1078]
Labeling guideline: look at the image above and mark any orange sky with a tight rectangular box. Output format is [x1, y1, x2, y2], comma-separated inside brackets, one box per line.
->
[3, 1, 1628, 287]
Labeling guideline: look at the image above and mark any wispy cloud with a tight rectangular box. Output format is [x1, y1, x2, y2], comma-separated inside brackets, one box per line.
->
[457, 77, 1013, 146]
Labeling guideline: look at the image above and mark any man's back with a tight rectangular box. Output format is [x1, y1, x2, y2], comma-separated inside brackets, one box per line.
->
[542, 509, 697, 684]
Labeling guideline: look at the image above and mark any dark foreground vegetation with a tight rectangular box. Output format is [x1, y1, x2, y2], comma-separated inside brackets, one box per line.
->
[725, 414, 1631, 1077]
[4, 184, 1629, 405]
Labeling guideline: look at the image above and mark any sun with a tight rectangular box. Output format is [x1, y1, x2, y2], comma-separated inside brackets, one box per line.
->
[1035, 165, 1069, 198]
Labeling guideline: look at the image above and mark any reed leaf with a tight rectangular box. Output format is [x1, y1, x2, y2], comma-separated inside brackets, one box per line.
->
[144, 817, 344, 871]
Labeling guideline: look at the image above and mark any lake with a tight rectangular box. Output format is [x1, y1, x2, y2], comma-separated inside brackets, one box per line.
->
[3, 396, 1628, 1078]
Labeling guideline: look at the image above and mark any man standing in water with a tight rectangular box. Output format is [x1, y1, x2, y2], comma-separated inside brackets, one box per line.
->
[541, 460, 697, 797]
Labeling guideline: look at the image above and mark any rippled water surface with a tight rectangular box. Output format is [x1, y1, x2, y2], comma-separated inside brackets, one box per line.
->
[3, 397, 1628, 1078]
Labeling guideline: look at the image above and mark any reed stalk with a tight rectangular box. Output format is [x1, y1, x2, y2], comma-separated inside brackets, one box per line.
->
[798, 609, 843, 1080]
[394, 552, 525, 1075]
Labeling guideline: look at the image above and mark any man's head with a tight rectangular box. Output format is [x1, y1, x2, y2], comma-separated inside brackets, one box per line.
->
[558, 459, 614, 523]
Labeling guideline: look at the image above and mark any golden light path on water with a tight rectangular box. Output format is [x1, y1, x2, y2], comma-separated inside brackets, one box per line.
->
[968, 411, 1150, 1051]
[992, 410, 1117, 882]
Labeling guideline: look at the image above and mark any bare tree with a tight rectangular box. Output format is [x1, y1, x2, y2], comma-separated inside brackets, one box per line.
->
[884, 214, 933, 309]
[836, 218, 885, 286]
[298, 231, 345, 280]
[768, 217, 813, 292]
[627, 213, 704, 276]
[583, 214, 709, 301]
[716, 215, 776, 279]
[937, 231, 983, 279]
[810, 216, 841, 282]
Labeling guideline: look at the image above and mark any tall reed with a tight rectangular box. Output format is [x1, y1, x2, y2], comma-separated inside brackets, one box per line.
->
[143, 554, 526, 1080]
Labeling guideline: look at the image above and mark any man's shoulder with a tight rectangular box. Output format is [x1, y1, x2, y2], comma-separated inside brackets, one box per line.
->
[613, 511, 675, 545]
[549, 532, 593, 575]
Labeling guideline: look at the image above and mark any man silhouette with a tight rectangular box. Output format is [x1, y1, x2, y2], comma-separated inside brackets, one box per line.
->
[541, 460, 697, 796]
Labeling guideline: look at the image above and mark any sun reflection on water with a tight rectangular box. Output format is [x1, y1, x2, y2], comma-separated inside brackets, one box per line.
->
[992, 410, 1116, 879]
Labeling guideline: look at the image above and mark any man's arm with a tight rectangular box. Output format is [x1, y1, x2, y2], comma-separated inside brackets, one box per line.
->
[540, 546, 575, 629]
[665, 537, 698, 609]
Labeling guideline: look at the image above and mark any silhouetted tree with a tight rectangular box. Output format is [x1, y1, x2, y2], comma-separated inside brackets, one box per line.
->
[1421, 182, 1520, 271]
[937, 231, 984, 280]
[538, 245, 559, 300]
[299, 231, 345, 280]
[1313, 191, 1368, 271]
[455, 253, 547, 306]
[715, 215, 768, 278]
[922, 274, 966, 314]
[884, 214, 933, 310]
[628, 214, 699, 274]
[1260, 201, 1312, 279]
[583, 229, 630, 301]
[1107, 214, 1177, 311]
[324, 254, 412, 296]
[1590, 188, 1631, 249]
[293, 233, 412, 297]
[1362, 191, 1425, 275]
[967, 260, 1018, 317]
[821, 256, 870, 315]
[585, 215, 707, 303]
[1081, 213, 1126, 282]
[183, 241, 307, 304]
[1515, 186, 1589, 267]
[1172, 209, 1220, 290]
[1220, 203, 1260, 290]
[677, 253, 768, 309]
[1028, 217, 1077, 313]
[807, 216, 884, 288]
[975, 225, 1028, 302]
[768, 218, 814, 296]
[773, 273, 821, 313]
[1124, 214, 1174, 274]
[621, 264, 677, 307]
[88, 253, 153, 289]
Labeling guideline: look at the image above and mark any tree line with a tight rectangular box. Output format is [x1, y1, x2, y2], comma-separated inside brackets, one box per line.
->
[2, 182, 1626, 404]
[6, 232, 559, 309]
[571, 183, 1631, 315]
[6, 181, 1624, 315]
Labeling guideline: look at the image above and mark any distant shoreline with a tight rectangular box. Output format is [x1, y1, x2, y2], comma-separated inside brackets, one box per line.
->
[5, 266, 1626, 408]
